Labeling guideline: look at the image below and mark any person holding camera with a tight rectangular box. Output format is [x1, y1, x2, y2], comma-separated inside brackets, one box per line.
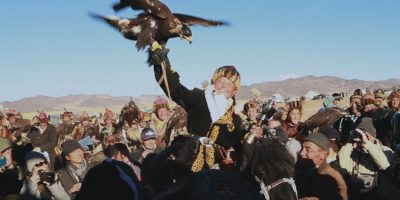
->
[28, 112, 58, 170]
[338, 117, 394, 199]
[20, 151, 70, 200]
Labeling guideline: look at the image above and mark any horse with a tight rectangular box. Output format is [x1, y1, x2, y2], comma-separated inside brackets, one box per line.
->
[141, 135, 297, 200]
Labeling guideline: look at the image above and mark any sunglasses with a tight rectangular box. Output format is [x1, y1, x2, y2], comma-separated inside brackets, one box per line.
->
[35, 161, 48, 167]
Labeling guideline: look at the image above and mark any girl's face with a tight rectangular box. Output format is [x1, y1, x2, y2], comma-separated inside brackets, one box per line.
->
[288, 109, 301, 125]
[156, 108, 169, 121]
[247, 108, 258, 121]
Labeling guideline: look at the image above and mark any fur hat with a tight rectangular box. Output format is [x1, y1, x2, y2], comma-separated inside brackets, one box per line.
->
[152, 97, 169, 113]
[374, 89, 386, 100]
[79, 111, 90, 121]
[38, 112, 48, 122]
[0, 137, 15, 153]
[350, 94, 362, 101]
[285, 100, 303, 114]
[388, 91, 400, 101]
[242, 99, 260, 115]
[61, 110, 74, 120]
[5, 109, 18, 118]
[211, 66, 241, 90]
[25, 151, 47, 172]
[304, 133, 330, 152]
[142, 112, 152, 122]
[104, 108, 116, 121]
[61, 140, 82, 157]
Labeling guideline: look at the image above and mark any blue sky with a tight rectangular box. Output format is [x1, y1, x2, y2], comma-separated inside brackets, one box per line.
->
[1, 0, 399, 102]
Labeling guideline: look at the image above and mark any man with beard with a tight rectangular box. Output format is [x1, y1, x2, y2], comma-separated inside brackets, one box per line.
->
[295, 133, 348, 200]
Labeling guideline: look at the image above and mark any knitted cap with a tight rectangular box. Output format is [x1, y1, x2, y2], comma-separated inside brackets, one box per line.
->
[355, 117, 376, 137]
[61, 140, 82, 157]
[304, 133, 330, 152]
[25, 151, 47, 172]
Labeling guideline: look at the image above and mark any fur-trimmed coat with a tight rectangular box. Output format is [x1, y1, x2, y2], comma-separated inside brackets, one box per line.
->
[152, 58, 246, 148]
[152, 56, 246, 171]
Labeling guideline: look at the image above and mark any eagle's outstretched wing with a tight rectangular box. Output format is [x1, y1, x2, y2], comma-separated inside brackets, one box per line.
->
[89, 12, 152, 49]
[89, 12, 122, 29]
[113, 0, 172, 19]
[174, 13, 229, 27]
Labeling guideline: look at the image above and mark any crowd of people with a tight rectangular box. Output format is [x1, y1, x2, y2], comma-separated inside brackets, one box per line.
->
[1, 47, 400, 200]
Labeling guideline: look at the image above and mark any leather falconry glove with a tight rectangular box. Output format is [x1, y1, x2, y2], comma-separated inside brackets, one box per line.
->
[147, 47, 169, 66]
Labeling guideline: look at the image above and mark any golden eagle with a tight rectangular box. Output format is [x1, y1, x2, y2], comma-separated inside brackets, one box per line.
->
[90, 0, 228, 50]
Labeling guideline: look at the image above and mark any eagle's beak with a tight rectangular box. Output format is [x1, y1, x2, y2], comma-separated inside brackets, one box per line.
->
[183, 35, 192, 44]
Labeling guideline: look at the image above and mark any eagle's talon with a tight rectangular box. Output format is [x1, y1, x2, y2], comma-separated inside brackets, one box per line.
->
[151, 41, 163, 51]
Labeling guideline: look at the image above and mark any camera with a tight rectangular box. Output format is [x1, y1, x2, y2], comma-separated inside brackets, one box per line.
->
[257, 99, 278, 123]
[349, 128, 368, 142]
[349, 130, 362, 141]
[38, 170, 56, 184]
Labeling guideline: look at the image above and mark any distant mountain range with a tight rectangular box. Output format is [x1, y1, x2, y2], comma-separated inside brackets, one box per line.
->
[236, 75, 400, 99]
[2, 76, 399, 112]
[0, 94, 161, 113]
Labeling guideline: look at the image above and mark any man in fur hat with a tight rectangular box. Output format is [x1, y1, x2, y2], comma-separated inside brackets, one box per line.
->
[374, 89, 388, 108]
[98, 109, 120, 144]
[388, 90, 400, 112]
[71, 111, 98, 141]
[5, 109, 31, 142]
[150, 97, 171, 149]
[361, 95, 396, 148]
[28, 112, 58, 170]
[148, 47, 246, 172]
[56, 111, 75, 150]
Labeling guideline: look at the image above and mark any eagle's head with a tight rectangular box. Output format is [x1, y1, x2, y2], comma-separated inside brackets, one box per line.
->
[180, 24, 192, 43]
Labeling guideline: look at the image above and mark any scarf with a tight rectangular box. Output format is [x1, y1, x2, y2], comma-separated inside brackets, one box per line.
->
[67, 159, 88, 182]
[205, 85, 233, 123]
[38, 126, 47, 134]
